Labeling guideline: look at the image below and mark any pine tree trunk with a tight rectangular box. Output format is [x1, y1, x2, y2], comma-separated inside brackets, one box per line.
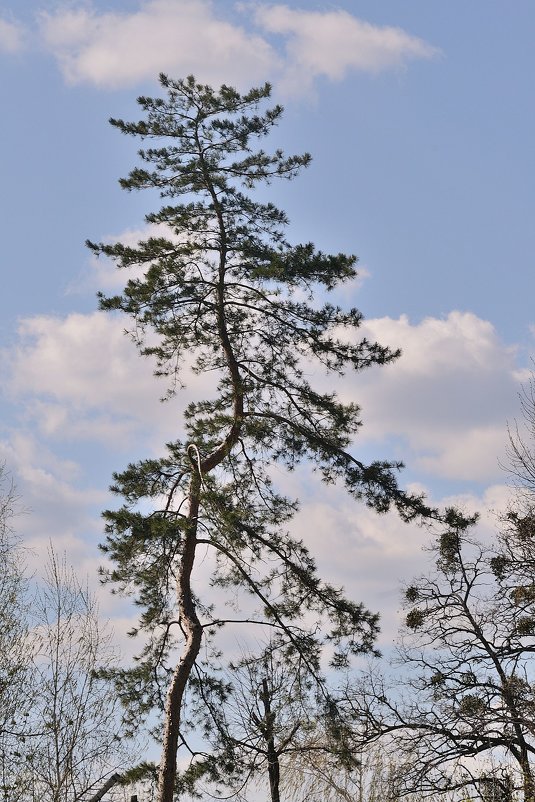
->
[157, 473, 203, 802]
[521, 755, 535, 802]
[260, 677, 281, 802]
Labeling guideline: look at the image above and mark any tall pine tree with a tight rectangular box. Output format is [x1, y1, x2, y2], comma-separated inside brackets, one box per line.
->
[91, 75, 435, 802]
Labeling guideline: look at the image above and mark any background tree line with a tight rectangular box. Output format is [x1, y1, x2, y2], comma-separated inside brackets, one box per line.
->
[348, 377, 535, 802]
[0, 466, 135, 802]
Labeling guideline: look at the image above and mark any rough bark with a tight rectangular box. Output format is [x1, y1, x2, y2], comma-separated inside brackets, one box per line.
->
[86, 772, 122, 802]
[521, 752, 535, 802]
[260, 677, 281, 802]
[157, 473, 203, 802]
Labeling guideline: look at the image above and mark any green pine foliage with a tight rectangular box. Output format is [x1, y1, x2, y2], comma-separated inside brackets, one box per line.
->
[90, 75, 437, 800]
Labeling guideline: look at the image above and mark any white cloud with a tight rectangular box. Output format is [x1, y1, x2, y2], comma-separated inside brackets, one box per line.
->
[8, 313, 143, 406]
[350, 312, 521, 481]
[0, 16, 25, 53]
[417, 427, 507, 481]
[39, 0, 277, 89]
[5, 312, 170, 447]
[0, 430, 79, 484]
[2, 306, 526, 652]
[4, 309, 217, 450]
[37, 1, 437, 94]
[68, 224, 181, 296]
[0, 430, 106, 560]
[4, 308, 523, 481]
[253, 4, 438, 94]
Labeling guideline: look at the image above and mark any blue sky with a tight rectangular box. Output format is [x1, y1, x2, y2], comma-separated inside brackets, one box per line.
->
[0, 1, 533, 645]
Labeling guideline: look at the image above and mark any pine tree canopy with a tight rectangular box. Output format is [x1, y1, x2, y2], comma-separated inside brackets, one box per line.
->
[89, 74, 439, 802]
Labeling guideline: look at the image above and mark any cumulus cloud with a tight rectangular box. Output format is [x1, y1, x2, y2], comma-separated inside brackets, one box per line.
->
[5, 312, 170, 448]
[0, 430, 106, 562]
[67, 224, 179, 296]
[283, 472, 512, 645]
[351, 312, 521, 481]
[1, 306, 526, 645]
[38, 0, 277, 89]
[4, 308, 522, 481]
[253, 5, 438, 93]
[37, 0, 437, 93]
[0, 16, 25, 53]
[4, 309, 218, 450]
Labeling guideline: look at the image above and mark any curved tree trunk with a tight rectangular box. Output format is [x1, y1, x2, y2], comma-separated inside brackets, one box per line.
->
[157, 473, 203, 802]
[157, 149, 244, 800]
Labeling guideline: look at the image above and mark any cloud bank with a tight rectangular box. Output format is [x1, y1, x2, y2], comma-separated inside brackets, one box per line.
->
[4, 306, 521, 483]
[253, 5, 437, 93]
[39, 0, 276, 89]
[1, 304, 523, 643]
[34, 0, 437, 92]
[353, 312, 519, 481]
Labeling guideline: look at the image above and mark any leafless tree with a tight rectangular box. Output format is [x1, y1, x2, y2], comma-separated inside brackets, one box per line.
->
[0, 467, 141, 801]
[22, 547, 137, 802]
[342, 373, 535, 802]
[0, 467, 36, 801]
[347, 527, 532, 802]
[506, 374, 535, 500]
[283, 739, 466, 802]
[169, 642, 360, 802]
